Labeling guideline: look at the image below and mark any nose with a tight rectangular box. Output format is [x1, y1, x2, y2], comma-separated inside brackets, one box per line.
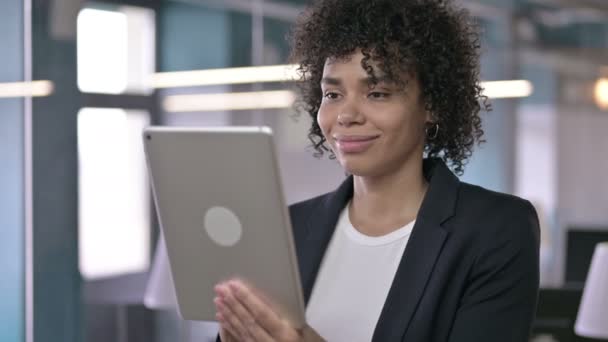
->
[337, 99, 364, 126]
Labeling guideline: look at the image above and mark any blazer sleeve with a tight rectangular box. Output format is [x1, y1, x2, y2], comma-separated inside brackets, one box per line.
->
[447, 200, 541, 342]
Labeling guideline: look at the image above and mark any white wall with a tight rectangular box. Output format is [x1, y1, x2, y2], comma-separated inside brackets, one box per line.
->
[552, 107, 608, 285]
[516, 103, 608, 286]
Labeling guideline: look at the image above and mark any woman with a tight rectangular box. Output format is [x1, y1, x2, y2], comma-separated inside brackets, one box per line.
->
[213, 0, 540, 341]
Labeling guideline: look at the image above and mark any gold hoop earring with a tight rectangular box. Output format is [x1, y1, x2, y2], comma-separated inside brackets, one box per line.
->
[426, 123, 439, 140]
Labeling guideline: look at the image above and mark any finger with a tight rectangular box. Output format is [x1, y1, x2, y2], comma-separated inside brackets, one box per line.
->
[221, 299, 274, 342]
[215, 297, 250, 341]
[217, 318, 239, 342]
[229, 280, 286, 335]
[220, 294, 274, 342]
[246, 322, 274, 342]
[216, 307, 243, 341]
[220, 286, 263, 335]
[216, 313, 239, 341]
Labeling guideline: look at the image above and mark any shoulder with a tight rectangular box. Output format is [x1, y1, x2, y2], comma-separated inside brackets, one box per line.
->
[457, 182, 536, 218]
[288, 192, 331, 220]
[453, 181, 540, 250]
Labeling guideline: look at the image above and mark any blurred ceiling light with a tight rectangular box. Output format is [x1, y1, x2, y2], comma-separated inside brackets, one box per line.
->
[162, 80, 531, 113]
[78, 108, 150, 279]
[77, 8, 128, 94]
[154, 63, 532, 101]
[163, 90, 296, 112]
[481, 80, 533, 99]
[150, 64, 300, 88]
[0, 81, 54, 98]
[593, 78, 608, 110]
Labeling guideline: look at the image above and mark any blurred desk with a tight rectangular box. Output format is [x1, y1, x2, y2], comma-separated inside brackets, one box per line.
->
[532, 286, 602, 342]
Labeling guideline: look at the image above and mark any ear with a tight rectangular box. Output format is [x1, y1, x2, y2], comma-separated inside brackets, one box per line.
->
[424, 110, 434, 124]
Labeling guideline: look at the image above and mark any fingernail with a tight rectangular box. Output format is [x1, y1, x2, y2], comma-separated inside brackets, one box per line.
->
[214, 285, 226, 297]
[213, 297, 222, 307]
[231, 284, 244, 297]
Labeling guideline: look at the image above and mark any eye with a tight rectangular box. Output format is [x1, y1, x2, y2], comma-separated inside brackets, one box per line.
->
[368, 91, 390, 99]
[323, 91, 341, 100]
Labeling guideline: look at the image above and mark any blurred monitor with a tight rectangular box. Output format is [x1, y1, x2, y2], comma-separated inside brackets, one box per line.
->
[533, 287, 583, 341]
[565, 229, 608, 286]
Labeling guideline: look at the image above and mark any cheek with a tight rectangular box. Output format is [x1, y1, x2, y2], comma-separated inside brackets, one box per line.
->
[381, 111, 426, 142]
[316, 107, 332, 137]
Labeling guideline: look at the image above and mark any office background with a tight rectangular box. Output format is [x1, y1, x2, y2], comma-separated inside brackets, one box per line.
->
[1, 0, 607, 341]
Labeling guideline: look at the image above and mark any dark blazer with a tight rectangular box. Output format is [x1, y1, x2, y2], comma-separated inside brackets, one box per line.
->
[289, 158, 540, 342]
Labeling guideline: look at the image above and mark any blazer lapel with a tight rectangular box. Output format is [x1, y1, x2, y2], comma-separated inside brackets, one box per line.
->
[298, 177, 353, 304]
[372, 159, 460, 341]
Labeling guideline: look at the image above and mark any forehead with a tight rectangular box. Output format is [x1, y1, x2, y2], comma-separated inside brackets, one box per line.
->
[322, 57, 385, 87]
[322, 49, 414, 76]
[323, 52, 376, 72]
[321, 52, 415, 89]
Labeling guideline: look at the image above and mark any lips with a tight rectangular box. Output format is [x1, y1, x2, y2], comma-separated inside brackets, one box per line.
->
[334, 134, 380, 153]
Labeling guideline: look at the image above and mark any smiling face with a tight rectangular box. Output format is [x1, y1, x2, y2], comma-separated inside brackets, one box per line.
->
[317, 50, 431, 177]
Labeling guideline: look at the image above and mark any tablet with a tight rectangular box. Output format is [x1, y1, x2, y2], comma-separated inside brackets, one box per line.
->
[143, 126, 306, 327]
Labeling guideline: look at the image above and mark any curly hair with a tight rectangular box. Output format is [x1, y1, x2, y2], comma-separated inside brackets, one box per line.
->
[289, 0, 489, 175]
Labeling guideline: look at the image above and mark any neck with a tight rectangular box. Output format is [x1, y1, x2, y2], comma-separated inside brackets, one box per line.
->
[349, 157, 428, 236]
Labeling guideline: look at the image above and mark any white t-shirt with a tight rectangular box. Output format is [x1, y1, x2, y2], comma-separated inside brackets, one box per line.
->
[305, 204, 415, 342]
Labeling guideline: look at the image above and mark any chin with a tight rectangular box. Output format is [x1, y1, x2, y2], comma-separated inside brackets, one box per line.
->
[338, 155, 382, 177]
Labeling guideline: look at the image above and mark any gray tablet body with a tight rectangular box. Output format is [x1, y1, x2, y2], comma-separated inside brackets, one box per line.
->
[143, 126, 306, 327]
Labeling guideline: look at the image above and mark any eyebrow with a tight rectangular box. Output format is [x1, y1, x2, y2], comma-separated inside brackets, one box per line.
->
[321, 76, 395, 87]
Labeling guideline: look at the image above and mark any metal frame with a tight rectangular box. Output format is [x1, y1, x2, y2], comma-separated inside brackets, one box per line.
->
[23, 0, 34, 341]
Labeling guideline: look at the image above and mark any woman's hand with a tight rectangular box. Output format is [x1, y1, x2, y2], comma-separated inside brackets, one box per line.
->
[214, 280, 324, 342]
